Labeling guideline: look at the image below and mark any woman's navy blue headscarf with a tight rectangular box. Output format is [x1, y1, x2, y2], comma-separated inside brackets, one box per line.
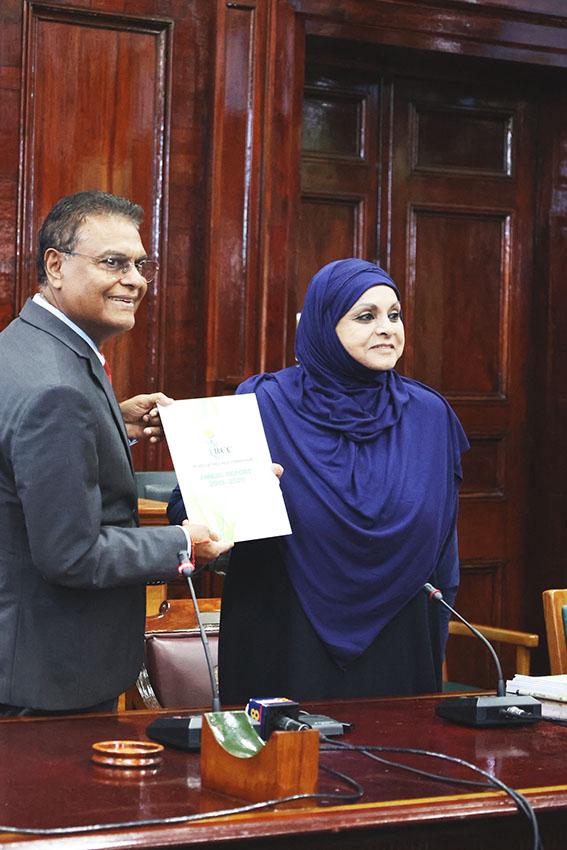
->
[238, 259, 469, 664]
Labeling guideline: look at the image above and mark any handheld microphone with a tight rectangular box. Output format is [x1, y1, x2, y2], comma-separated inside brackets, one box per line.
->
[146, 550, 222, 750]
[246, 698, 310, 739]
[245, 698, 352, 740]
[424, 583, 541, 727]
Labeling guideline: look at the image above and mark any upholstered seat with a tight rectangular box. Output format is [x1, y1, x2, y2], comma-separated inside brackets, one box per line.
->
[127, 598, 221, 710]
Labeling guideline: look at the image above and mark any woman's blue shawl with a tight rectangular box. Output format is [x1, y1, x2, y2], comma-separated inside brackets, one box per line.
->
[237, 259, 469, 665]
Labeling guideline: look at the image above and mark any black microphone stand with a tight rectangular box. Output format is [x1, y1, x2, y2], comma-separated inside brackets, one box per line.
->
[424, 583, 542, 727]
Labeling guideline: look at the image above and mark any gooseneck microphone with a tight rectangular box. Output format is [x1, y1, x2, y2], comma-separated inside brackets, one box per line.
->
[424, 583, 506, 697]
[177, 550, 221, 712]
[424, 583, 542, 727]
[146, 550, 221, 750]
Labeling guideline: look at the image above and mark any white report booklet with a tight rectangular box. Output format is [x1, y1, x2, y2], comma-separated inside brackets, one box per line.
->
[158, 394, 292, 542]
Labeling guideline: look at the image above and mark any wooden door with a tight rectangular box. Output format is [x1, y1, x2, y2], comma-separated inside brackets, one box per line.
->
[298, 44, 539, 684]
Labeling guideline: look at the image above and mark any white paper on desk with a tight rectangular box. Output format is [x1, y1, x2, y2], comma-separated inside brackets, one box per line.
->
[158, 394, 292, 543]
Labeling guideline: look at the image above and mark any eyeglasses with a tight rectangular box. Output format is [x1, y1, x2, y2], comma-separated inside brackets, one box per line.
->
[58, 250, 159, 283]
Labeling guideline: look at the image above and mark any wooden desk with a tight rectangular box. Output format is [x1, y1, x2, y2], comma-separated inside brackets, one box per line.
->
[0, 696, 565, 850]
[137, 498, 168, 526]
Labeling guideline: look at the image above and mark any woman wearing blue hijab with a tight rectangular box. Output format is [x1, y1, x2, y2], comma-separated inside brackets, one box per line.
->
[169, 258, 469, 701]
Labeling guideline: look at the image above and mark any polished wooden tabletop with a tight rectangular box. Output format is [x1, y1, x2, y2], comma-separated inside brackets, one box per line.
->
[0, 695, 565, 849]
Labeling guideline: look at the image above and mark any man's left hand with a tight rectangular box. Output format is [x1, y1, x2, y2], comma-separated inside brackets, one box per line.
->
[120, 392, 174, 444]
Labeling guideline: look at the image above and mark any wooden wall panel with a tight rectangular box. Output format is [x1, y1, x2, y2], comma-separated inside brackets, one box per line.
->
[411, 210, 509, 398]
[461, 435, 506, 500]
[413, 106, 512, 175]
[295, 67, 379, 344]
[529, 84, 567, 619]
[0, 0, 22, 331]
[391, 77, 537, 684]
[206, 0, 267, 396]
[3, 0, 217, 473]
[303, 89, 365, 157]
[297, 197, 362, 304]
[157, 3, 215, 414]
[18, 4, 171, 410]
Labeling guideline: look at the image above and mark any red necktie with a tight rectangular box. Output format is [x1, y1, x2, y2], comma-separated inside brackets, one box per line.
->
[103, 358, 113, 384]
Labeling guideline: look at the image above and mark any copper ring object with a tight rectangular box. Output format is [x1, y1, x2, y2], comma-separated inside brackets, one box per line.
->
[91, 739, 164, 769]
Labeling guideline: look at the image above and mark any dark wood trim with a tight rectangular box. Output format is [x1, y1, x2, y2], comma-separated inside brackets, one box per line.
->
[296, 0, 567, 68]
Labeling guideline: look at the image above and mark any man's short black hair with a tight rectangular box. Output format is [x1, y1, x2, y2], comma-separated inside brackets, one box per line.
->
[37, 190, 144, 286]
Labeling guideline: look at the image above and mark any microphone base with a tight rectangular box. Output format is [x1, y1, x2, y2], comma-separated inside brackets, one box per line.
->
[146, 714, 204, 751]
[146, 713, 262, 751]
[436, 694, 542, 727]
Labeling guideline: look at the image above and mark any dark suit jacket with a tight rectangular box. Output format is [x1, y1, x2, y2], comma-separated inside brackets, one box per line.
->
[0, 299, 186, 710]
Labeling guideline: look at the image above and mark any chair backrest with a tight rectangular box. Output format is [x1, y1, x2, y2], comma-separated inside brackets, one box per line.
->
[141, 598, 222, 709]
[443, 620, 539, 690]
[542, 589, 567, 674]
[134, 470, 177, 502]
[448, 621, 539, 675]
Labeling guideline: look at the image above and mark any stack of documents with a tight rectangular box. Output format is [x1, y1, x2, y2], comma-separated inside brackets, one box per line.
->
[506, 674, 567, 720]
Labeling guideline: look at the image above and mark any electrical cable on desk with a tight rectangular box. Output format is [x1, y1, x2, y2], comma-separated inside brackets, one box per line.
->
[0, 764, 363, 836]
[319, 741, 490, 789]
[321, 737, 542, 850]
[330, 744, 540, 849]
[320, 737, 540, 839]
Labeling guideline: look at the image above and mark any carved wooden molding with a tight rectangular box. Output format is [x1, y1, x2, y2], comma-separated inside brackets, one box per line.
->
[298, 0, 567, 68]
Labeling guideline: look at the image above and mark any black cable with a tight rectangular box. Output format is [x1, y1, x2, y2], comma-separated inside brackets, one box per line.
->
[0, 761, 362, 836]
[322, 738, 542, 850]
[347, 741, 541, 850]
[318, 763, 364, 804]
[341, 746, 540, 849]
[321, 741, 489, 789]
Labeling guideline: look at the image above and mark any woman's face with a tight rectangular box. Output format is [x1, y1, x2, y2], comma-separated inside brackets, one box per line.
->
[335, 285, 405, 371]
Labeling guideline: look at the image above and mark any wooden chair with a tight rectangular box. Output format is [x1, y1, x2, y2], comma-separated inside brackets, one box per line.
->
[542, 589, 567, 674]
[124, 598, 222, 710]
[443, 620, 539, 690]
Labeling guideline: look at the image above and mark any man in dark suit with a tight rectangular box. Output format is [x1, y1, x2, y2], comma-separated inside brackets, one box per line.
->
[0, 190, 231, 715]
